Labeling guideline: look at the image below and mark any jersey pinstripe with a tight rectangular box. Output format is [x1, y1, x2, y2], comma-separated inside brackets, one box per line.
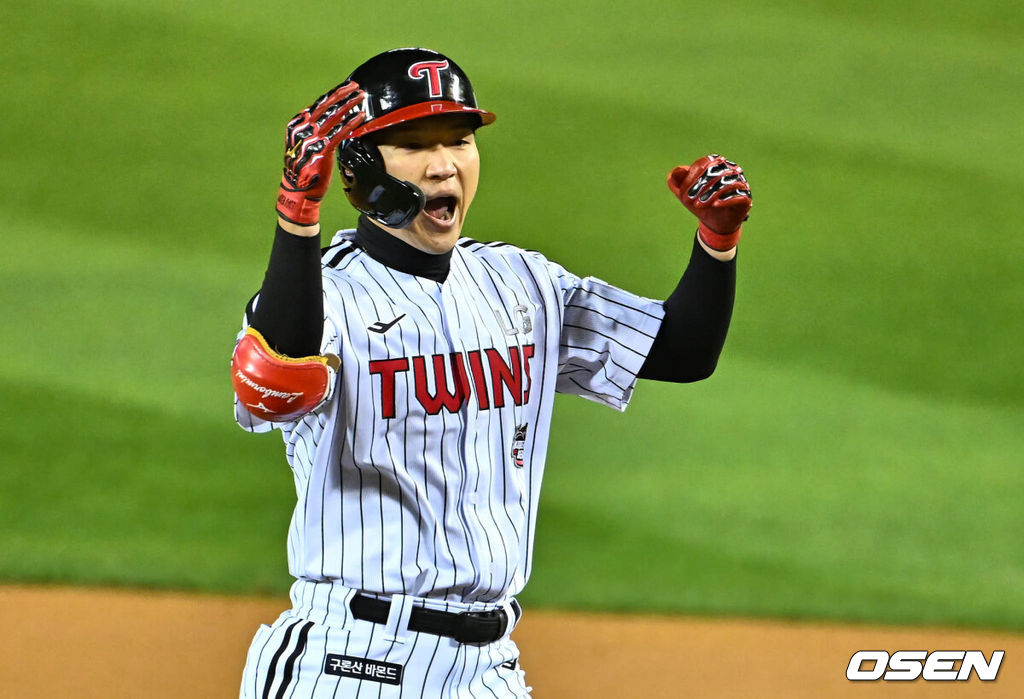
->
[234, 228, 664, 603]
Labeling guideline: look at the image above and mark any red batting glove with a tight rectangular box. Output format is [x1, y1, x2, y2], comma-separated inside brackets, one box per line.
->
[276, 81, 366, 226]
[667, 154, 752, 251]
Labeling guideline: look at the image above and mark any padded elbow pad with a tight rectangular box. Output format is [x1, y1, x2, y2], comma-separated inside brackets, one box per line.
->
[231, 327, 338, 422]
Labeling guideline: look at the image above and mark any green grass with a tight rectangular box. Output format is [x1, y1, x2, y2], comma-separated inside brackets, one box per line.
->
[0, 378, 293, 594]
[1, 0, 1022, 630]
[526, 363, 1024, 630]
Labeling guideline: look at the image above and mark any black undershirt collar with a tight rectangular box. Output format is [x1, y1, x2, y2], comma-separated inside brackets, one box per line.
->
[355, 215, 452, 283]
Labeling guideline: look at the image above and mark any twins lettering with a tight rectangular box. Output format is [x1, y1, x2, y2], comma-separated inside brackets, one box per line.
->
[370, 344, 535, 418]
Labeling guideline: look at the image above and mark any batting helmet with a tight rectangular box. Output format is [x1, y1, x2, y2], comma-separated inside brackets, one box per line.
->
[348, 47, 496, 139]
[338, 48, 495, 228]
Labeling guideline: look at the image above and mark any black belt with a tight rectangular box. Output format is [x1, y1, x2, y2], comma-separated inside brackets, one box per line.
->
[349, 594, 521, 645]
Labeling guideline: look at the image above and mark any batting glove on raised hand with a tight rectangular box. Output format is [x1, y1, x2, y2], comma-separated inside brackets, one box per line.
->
[276, 81, 366, 226]
[667, 154, 752, 251]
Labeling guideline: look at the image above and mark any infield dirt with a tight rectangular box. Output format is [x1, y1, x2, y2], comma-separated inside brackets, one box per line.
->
[2, 585, 1022, 697]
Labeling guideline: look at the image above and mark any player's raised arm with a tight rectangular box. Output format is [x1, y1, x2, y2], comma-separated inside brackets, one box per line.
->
[638, 154, 752, 382]
[231, 82, 365, 422]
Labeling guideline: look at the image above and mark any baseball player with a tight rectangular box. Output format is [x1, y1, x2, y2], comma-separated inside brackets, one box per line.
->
[231, 47, 750, 698]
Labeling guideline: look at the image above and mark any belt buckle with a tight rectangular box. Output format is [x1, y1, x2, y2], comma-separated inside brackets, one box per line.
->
[453, 608, 507, 644]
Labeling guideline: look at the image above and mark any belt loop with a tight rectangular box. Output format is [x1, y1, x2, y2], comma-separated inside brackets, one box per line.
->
[383, 594, 414, 644]
[338, 585, 358, 627]
[499, 599, 522, 641]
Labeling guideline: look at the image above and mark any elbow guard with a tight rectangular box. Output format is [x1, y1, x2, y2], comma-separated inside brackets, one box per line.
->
[231, 327, 339, 422]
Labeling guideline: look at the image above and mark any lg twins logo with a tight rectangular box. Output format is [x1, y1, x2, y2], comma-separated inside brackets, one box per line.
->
[847, 650, 1004, 682]
[408, 60, 449, 98]
[510, 423, 528, 468]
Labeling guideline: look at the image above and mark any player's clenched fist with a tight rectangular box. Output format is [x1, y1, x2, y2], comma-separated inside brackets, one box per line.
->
[667, 154, 752, 251]
[276, 81, 366, 226]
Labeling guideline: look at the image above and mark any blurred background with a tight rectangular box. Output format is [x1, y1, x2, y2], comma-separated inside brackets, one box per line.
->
[1, 0, 1021, 633]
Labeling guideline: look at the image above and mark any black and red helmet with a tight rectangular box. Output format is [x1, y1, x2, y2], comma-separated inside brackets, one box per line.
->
[338, 48, 495, 228]
[347, 47, 496, 139]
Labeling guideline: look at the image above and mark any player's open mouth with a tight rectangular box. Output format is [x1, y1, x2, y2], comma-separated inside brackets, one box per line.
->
[423, 196, 457, 225]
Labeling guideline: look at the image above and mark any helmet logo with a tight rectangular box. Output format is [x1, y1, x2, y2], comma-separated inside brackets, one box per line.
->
[408, 60, 450, 99]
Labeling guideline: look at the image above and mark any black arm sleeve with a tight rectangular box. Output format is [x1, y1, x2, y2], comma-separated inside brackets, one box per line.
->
[637, 235, 736, 382]
[247, 224, 324, 357]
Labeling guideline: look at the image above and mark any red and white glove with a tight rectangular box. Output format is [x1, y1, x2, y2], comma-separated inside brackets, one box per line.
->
[667, 154, 752, 251]
[276, 81, 366, 226]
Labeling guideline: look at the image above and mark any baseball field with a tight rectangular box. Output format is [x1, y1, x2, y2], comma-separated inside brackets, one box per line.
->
[2, 0, 1022, 695]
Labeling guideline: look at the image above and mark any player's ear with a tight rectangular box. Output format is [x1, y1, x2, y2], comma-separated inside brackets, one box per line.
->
[340, 164, 356, 197]
[339, 164, 358, 210]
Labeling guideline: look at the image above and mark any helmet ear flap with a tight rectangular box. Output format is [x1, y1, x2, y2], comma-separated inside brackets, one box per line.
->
[339, 137, 385, 180]
[337, 138, 425, 229]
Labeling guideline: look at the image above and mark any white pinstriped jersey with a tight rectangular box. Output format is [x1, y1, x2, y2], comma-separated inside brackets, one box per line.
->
[235, 228, 664, 603]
